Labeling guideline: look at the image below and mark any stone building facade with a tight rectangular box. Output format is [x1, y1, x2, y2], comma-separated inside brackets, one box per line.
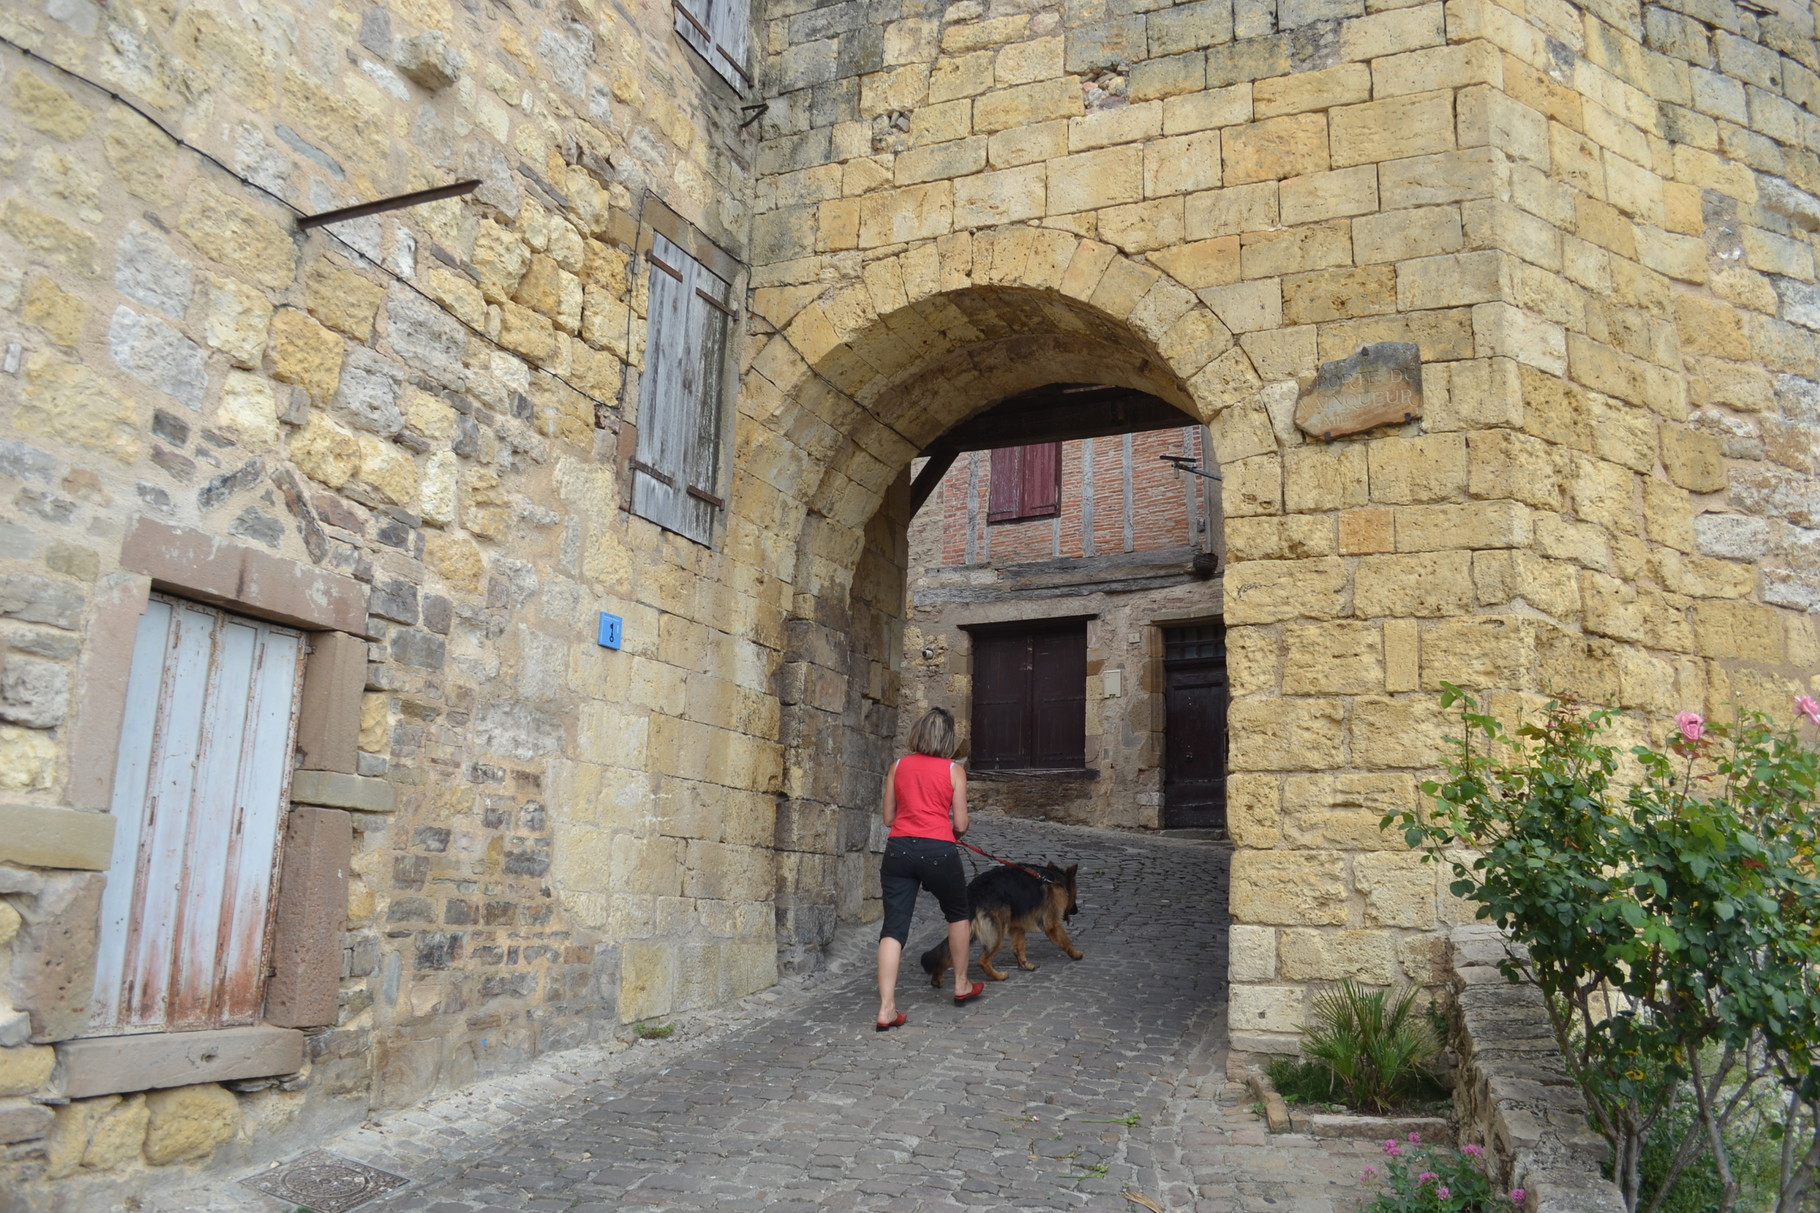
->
[0, 0, 1815, 1199]
[899, 426, 1231, 831]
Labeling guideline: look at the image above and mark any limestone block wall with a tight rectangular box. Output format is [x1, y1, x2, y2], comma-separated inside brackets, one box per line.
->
[744, 0, 1820, 1056]
[0, 0, 785, 1198]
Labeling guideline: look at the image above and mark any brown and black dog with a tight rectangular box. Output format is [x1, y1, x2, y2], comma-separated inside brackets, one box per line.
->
[920, 861, 1083, 984]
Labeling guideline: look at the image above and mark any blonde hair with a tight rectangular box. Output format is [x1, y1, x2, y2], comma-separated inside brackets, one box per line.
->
[906, 707, 957, 758]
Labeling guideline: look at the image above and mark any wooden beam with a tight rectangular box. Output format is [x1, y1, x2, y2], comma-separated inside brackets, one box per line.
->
[936, 385, 1194, 453]
[908, 448, 959, 517]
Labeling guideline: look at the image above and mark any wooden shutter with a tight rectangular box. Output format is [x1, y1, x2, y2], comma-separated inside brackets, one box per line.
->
[1030, 624, 1087, 768]
[987, 447, 1023, 523]
[1020, 441, 1060, 519]
[672, 0, 713, 65]
[91, 597, 306, 1034]
[968, 620, 1087, 770]
[631, 233, 733, 546]
[675, 0, 749, 91]
[707, 0, 752, 91]
[986, 443, 1061, 523]
[970, 630, 1029, 770]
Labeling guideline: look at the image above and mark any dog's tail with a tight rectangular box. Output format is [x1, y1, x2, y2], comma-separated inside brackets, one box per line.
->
[919, 939, 950, 984]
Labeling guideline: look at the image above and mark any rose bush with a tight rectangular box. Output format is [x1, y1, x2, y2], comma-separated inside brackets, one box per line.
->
[1385, 688, 1820, 1213]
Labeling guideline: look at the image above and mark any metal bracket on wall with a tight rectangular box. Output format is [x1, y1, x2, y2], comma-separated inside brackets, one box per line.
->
[297, 180, 481, 230]
[1158, 454, 1223, 481]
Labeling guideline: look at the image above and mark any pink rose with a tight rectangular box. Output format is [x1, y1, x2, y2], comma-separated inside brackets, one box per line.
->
[1511, 1190, 1526, 1204]
[1409, 1131, 1421, 1143]
[1675, 711, 1705, 743]
[1798, 695, 1820, 726]
[1437, 1187, 1450, 1200]
[1463, 1143, 1484, 1156]
[1383, 1139, 1402, 1156]
[1418, 1172, 1439, 1184]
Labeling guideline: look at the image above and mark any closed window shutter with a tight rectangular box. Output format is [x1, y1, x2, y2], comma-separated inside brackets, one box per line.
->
[672, 0, 713, 63]
[1020, 441, 1060, 518]
[967, 620, 1087, 771]
[987, 443, 1060, 523]
[707, 0, 752, 91]
[986, 446, 1023, 523]
[631, 232, 733, 546]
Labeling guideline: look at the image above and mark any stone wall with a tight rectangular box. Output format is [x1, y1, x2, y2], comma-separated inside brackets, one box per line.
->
[1450, 924, 1626, 1213]
[743, 0, 1820, 1061]
[0, 0, 1815, 1196]
[0, 0, 782, 1197]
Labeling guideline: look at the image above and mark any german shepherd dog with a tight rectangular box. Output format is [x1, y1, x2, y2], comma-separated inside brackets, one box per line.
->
[920, 861, 1083, 984]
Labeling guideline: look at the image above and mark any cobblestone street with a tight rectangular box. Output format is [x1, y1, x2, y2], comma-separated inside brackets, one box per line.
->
[159, 815, 1380, 1213]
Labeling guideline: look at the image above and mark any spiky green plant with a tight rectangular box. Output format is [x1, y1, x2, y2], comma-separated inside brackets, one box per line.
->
[1300, 979, 1442, 1113]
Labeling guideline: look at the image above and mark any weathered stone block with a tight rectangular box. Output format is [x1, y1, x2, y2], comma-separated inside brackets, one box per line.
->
[1279, 928, 1401, 981]
[1230, 850, 1348, 926]
[1282, 622, 1384, 694]
[1046, 145, 1143, 214]
[142, 1084, 240, 1164]
[0, 804, 113, 870]
[58, 1026, 305, 1099]
[3, 870, 105, 1041]
[1355, 551, 1473, 617]
[1223, 113, 1329, 185]
[1351, 695, 1450, 769]
[1228, 695, 1346, 770]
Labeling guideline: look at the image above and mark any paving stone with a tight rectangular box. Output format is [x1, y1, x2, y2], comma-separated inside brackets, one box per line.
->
[142, 817, 1383, 1212]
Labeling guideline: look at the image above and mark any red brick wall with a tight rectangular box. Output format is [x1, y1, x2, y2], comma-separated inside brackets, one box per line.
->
[932, 427, 1211, 568]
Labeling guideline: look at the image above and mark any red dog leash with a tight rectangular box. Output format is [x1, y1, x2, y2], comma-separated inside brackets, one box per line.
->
[957, 839, 1054, 884]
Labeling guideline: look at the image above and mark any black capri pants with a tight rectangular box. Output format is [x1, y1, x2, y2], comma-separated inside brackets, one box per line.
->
[879, 836, 970, 945]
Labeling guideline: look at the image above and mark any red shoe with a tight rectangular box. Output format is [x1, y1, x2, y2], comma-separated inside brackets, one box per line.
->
[953, 982, 984, 1005]
[875, 1012, 907, 1032]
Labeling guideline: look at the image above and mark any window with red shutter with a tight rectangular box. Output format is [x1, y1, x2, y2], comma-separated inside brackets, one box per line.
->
[986, 442, 1062, 524]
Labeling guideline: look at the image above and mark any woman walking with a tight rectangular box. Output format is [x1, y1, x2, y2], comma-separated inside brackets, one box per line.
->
[875, 707, 983, 1031]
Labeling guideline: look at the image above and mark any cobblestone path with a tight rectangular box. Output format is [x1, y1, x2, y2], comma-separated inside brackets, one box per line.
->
[169, 815, 1380, 1213]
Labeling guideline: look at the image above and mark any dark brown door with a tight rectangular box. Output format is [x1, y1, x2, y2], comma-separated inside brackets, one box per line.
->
[1162, 623, 1228, 832]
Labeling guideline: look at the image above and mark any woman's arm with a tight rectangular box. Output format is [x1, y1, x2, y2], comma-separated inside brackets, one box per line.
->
[949, 763, 968, 838]
[881, 757, 899, 830]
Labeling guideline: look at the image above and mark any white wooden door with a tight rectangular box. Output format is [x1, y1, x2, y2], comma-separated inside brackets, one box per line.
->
[90, 596, 307, 1034]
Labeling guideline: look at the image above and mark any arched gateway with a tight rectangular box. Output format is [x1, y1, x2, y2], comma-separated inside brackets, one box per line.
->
[738, 238, 1269, 970]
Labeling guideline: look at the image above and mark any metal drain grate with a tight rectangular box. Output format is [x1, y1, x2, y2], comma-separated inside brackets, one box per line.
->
[239, 1150, 409, 1213]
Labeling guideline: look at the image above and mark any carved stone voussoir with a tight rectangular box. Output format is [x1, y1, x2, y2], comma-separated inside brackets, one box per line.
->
[1293, 342, 1423, 440]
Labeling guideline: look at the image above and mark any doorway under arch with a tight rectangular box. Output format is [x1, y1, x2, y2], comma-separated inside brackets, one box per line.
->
[746, 247, 1270, 969]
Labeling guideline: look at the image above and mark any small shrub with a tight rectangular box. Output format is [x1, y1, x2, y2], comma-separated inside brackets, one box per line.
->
[1360, 1135, 1524, 1213]
[634, 1021, 675, 1040]
[1299, 980, 1443, 1114]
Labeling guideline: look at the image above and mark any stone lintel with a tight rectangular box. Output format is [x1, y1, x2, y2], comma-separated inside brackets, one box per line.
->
[57, 1026, 305, 1099]
[0, 804, 116, 871]
[264, 808, 351, 1029]
[120, 516, 368, 635]
[290, 769, 396, 812]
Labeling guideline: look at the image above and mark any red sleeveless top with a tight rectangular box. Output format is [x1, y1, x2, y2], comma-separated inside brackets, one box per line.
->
[889, 753, 957, 841]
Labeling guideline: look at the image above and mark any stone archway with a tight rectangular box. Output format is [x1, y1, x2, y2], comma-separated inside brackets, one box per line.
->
[727, 228, 1277, 969]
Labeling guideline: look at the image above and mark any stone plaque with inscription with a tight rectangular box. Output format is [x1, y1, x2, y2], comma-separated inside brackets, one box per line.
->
[1293, 342, 1423, 440]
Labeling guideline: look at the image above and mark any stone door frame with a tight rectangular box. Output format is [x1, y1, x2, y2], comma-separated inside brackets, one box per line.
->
[2, 518, 387, 1099]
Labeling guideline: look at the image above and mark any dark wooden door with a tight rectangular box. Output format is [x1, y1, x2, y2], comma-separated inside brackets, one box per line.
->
[1162, 623, 1228, 832]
